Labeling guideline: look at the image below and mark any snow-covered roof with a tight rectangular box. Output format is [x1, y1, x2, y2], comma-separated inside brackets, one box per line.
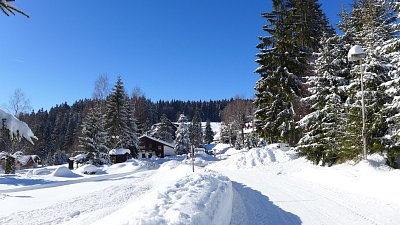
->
[17, 155, 32, 165]
[139, 135, 175, 148]
[109, 148, 131, 155]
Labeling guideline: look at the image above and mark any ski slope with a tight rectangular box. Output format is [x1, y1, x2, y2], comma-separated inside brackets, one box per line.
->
[1, 145, 400, 224]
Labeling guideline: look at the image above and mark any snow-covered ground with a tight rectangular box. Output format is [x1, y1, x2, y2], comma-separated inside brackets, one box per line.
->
[1, 144, 400, 225]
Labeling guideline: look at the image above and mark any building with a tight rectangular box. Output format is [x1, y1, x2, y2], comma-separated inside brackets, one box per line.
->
[139, 135, 175, 158]
[109, 148, 131, 164]
[15, 155, 41, 170]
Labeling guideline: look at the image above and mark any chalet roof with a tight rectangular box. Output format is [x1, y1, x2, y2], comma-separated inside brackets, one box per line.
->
[109, 148, 131, 155]
[139, 135, 175, 148]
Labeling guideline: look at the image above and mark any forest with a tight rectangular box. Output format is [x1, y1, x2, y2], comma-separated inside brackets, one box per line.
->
[254, 0, 400, 167]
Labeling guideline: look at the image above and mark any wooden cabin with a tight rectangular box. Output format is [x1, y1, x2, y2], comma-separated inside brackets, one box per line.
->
[139, 135, 175, 158]
[16, 155, 41, 170]
[109, 148, 131, 163]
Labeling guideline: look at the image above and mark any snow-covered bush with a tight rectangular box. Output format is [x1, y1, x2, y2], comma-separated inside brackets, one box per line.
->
[78, 164, 98, 175]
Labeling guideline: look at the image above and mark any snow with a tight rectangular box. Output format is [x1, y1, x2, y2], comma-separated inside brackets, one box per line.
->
[1, 144, 400, 224]
[108, 148, 130, 155]
[77, 164, 98, 174]
[52, 166, 82, 178]
[0, 108, 38, 144]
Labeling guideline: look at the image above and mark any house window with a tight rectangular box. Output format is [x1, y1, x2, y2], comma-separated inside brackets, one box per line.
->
[158, 145, 162, 150]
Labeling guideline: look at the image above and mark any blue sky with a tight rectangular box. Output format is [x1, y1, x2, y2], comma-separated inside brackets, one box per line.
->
[0, 0, 353, 111]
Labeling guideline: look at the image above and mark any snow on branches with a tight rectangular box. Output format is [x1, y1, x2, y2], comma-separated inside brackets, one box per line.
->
[0, 108, 37, 144]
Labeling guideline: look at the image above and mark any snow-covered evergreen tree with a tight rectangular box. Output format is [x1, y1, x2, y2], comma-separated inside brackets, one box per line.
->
[296, 34, 350, 165]
[151, 114, 175, 143]
[174, 114, 190, 155]
[339, 0, 397, 161]
[126, 101, 139, 157]
[254, 0, 306, 145]
[79, 106, 109, 165]
[105, 77, 134, 150]
[219, 122, 230, 144]
[204, 119, 214, 144]
[189, 111, 203, 147]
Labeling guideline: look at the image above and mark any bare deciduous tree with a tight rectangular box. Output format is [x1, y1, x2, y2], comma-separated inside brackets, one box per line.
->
[93, 74, 110, 101]
[221, 96, 254, 147]
[9, 88, 31, 118]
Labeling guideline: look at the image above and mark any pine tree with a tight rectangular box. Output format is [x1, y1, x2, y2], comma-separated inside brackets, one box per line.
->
[105, 77, 132, 149]
[296, 34, 350, 165]
[126, 101, 139, 157]
[287, 0, 334, 52]
[174, 114, 190, 155]
[204, 119, 214, 144]
[254, 0, 306, 145]
[79, 106, 109, 165]
[189, 111, 203, 147]
[151, 114, 175, 143]
[219, 122, 231, 144]
[340, 0, 396, 161]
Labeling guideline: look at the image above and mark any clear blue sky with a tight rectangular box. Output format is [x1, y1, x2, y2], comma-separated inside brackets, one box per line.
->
[0, 0, 353, 111]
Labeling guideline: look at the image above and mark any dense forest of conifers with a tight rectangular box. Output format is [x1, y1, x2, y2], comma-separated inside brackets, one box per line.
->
[254, 0, 400, 167]
[0, 98, 233, 162]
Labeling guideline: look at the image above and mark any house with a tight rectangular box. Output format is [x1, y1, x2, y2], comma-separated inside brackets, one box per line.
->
[15, 155, 41, 170]
[109, 148, 131, 163]
[139, 135, 175, 158]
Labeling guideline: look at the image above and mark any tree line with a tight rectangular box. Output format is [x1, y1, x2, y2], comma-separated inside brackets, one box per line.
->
[0, 78, 241, 164]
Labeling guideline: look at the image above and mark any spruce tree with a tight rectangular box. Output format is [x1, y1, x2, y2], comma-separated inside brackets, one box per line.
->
[126, 101, 139, 157]
[287, 0, 334, 52]
[189, 111, 203, 147]
[296, 34, 350, 165]
[219, 122, 231, 144]
[204, 119, 214, 145]
[79, 106, 109, 165]
[174, 114, 190, 155]
[152, 114, 175, 143]
[105, 77, 132, 150]
[340, 0, 396, 161]
[254, 0, 306, 145]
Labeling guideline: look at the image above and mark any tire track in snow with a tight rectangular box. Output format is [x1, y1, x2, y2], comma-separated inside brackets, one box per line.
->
[266, 176, 388, 225]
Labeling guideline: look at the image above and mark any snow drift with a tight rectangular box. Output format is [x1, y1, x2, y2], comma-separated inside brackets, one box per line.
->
[51, 166, 82, 178]
[94, 163, 233, 225]
[211, 144, 297, 169]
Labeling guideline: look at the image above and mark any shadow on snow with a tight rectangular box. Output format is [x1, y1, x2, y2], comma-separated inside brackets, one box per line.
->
[230, 182, 301, 225]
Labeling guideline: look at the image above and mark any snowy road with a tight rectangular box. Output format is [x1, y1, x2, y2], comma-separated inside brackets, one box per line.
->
[222, 169, 400, 225]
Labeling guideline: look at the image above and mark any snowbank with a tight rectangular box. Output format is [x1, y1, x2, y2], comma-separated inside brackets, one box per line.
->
[77, 164, 98, 174]
[51, 166, 82, 178]
[26, 168, 51, 176]
[103, 159, 159, 174]
[95, 164, 233, 225]
[211, 145, 297, 169]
